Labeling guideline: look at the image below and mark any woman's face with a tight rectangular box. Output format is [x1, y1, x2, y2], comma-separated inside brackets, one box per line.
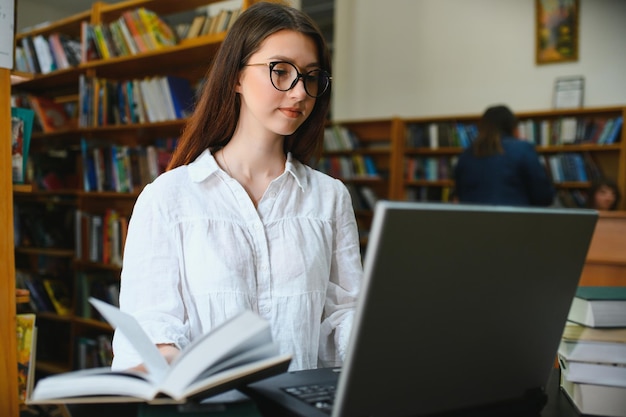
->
[235, 29, 319, 139]
[593, 185, 616, 210]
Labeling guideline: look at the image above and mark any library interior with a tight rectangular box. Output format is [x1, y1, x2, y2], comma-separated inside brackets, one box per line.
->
[2, 0, 626, 416]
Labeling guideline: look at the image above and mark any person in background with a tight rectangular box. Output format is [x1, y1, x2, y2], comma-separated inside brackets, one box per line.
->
[454, 104, 556, 206]
[587, 178, 621, 210]
[111, 1, 362, 373]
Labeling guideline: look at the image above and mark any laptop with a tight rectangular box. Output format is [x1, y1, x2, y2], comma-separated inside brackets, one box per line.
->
[243, 201, 598, 417]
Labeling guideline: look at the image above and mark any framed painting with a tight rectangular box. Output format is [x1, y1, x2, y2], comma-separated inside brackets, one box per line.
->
[536, 0, 579, 64]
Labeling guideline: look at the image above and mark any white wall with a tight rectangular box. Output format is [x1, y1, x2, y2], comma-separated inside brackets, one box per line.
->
[333, 0, 626, 120]
[16, 0, 89, 32]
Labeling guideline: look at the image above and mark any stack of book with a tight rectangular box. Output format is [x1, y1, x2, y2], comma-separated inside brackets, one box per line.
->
[558, 286, 626, 417]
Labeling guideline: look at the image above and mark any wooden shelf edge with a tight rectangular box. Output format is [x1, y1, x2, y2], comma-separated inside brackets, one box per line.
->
[35, 360, 72, 375]
[12, 184, 33, 193]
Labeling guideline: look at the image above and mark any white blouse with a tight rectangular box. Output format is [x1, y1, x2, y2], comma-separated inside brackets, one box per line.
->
[111, 150, 363, 371]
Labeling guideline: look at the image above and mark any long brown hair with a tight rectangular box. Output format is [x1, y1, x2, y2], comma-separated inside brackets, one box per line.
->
[472, 105, 517, 157]
[167, 1, 332, 170]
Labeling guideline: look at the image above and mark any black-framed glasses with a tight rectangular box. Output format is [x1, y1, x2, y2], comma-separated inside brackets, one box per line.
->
[246, 61, 331, 98]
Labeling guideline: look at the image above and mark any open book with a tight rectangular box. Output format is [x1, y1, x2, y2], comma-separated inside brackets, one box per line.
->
[29, 298, 291, 404]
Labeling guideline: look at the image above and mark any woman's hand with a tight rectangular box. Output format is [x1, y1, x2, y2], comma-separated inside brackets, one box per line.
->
[127, 344, 180, 373]
[157, 343, 181, 364]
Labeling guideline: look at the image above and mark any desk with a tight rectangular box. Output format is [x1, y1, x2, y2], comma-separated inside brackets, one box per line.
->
[63, 368, 580, 417]
[579, 210, 626, 286]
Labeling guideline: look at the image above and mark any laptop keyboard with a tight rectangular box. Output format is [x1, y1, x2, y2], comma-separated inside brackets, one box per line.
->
[283, 383, 337, 414]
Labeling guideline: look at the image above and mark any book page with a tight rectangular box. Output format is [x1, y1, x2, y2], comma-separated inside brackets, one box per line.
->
[159, 310, 272, 397]
[90, 298, 168, 383]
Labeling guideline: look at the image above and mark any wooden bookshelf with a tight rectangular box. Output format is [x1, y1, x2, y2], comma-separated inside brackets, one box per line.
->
[394, 106, 626, 209]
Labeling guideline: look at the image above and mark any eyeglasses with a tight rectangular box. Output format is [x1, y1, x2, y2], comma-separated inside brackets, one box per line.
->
[246, 61, 331, 98]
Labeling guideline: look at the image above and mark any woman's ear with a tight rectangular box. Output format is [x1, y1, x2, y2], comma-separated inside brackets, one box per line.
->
[234, 71, 244, 94]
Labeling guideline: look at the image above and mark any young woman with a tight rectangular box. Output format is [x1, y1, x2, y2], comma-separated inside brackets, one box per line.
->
[587, 178, 621, 210]
[454, 105, 556, 206]
[111, 2, 362, 372]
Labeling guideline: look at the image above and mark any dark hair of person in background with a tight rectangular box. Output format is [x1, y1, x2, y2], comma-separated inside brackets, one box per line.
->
[472, 105, 517, 157]
[587, 178, 621, 211]
[167, 1, 332, 170]
[453, 104, 556, 207]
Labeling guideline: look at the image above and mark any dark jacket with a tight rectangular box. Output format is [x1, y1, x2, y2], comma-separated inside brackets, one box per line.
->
[454, 137, 555, 206]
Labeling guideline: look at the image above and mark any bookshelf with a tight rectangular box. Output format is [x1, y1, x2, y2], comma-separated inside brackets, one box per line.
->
[10, 0, 258, 384]
[401, 113, 480, 203]
[326, 106, 625, 217]
[317, 118, 403, 245]
[395, 106, 626, 209]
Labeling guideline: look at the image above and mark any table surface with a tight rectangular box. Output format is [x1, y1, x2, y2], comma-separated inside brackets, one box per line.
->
[61, 368, 580, 417]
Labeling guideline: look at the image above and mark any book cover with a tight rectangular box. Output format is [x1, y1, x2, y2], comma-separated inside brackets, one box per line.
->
[16, 314, 37, 404]
[164, 76, 195, 119]
[567, 286, 626, 328]
[32, 34, 56, 74]
[122, 10, 149, 53]
[28, 95, 75, 133]
[29, 299, 291, 404]
[10, 107, 34, 184]
[20, 36, 41, 73]
[115, 17, 139, 55]
[604, 116, 623, 145]
[42, 279, 72, 316]
[47, 33, 70, 70]
[185, 15, 206, 39]
[20, 272, 56, 313]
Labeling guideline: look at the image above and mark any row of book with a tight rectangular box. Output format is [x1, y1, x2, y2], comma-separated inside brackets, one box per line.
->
[556, 189, 589, 209]
[346, 184, 379, 211]
[82, 8, 177, 62]
[178, 8, 242, 40]
[80, 139, 175, 193]
[405, 156, 456, 181]
[78, 74, 195, 128]
[75, 271, 120, 320]
[15, 5, 245, 74]
[14, 7, 177, 73]
[404, 116, 623, 149]
[16, 270, 72, 316]
[518, 116, 623, 146]
[76, 335, 113, 369]
[323, 126, 361, 151]
[11, 94, 74, 134]
[15, 32, 81, 74]
[405, 122, 478, 149]
[14, 202, 75, 249]
[404, 186, 455, 203]
[316, 155, 380, 180]
[558, 286, 626, 417]
[75, 209, 128, 267]
[544, 153, 589, 183]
